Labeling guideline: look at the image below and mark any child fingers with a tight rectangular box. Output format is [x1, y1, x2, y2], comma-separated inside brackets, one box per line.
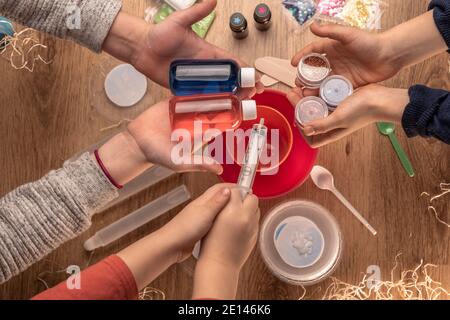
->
[291, 41, 325, 66]
[302, 113, 345, 136]
[308, 128, 353, 148]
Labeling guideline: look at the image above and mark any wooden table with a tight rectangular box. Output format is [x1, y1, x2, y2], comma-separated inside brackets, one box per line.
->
[0, 0, 449, 300]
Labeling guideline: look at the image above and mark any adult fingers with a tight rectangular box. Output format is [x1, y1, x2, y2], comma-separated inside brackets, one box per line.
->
[291, 41, 325, 66]
[171, 0, 217, 27]
[310, 21, 356, 44]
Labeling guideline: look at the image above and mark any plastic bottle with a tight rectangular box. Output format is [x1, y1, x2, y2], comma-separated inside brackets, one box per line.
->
[169, 59, 256, 96]
[169, 93, 257, 134]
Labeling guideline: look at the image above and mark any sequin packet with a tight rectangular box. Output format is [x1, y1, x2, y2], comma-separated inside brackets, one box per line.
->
[316, 0, 387, 30]
[282, 0, 318, 26]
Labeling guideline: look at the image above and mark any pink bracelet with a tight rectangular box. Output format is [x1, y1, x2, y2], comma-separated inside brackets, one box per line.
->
[94, 149, 123, 189]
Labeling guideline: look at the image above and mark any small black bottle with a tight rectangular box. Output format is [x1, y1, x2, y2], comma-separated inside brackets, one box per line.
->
[254, 3, 272, 31]
[230, 12, 249, 40]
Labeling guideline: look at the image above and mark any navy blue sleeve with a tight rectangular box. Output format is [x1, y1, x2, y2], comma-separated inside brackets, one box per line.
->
[402, 85, 450, 144]
[429, 0, 450, 50]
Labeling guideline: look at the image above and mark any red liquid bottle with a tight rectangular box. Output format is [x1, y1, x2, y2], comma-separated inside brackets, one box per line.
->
[170, 93, 257, 135]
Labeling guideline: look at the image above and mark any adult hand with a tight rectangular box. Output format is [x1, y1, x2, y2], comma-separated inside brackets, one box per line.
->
[103, 0, 263, 98]
[291, 22, 401, 88]
[287, 84, 410, 148]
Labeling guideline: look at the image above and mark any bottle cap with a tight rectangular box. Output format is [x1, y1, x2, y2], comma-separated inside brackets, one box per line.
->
[254, 3, 272, 23]
[320, 75, 353, 109]
[295, 96, 329, 127]
[274, 216, 325, 268]
[240, 67, 256, 88]
[230, 12, 247, 32]
[241, 100, 257, 121]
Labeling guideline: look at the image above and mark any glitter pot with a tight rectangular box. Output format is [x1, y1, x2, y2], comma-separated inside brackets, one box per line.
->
[259, 200, 342, 286]
[295, 96, 329, 127]
[297, 53, 331, 88]
[230, 12, 248, 40]
[320, 75, 353, 111]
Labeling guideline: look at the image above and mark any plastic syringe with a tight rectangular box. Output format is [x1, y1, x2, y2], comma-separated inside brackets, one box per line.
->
[237, 119, 268, 198]
[84, 185, 191, 251]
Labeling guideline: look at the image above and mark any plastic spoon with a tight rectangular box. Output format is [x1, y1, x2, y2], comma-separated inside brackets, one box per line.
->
[376, 122, 415, 177]
[310, 165, 377, 236]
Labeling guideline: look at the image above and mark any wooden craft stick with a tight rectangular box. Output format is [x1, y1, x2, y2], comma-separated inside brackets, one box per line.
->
[255, 57, 297, 88]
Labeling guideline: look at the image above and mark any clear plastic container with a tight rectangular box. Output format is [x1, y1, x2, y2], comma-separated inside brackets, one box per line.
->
[259, 200, 342, 285]
[319, 75, 353, 111]
[296, 53, 331, 88]
[169, 59, 256, 96]
[295, 96, 329, 127]
[170, 93, 257, 135]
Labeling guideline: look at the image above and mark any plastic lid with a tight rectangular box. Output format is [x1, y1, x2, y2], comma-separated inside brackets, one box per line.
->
[165, 0, 196, 11]
[295, 96, 329, 126]
[240, 67, 256, 88]
[320, 75, 353, 108]
[274, 216, 325, 268]
[241, 100, 257, 120]
[104, 64, 148, 108]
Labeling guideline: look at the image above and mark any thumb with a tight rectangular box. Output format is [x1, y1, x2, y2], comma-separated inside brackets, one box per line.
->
[171, 0, 217, 27]
[203, 187, 231, 218]
[310, 22, 355, 44]
[175, 154, 223, 175]
[302, 113, 344, 136]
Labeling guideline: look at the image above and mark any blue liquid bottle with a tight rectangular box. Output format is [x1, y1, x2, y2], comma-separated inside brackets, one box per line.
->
[169, 59, 256, 96]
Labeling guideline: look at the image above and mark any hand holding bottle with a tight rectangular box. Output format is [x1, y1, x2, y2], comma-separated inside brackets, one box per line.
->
[103, 0, 263, 98]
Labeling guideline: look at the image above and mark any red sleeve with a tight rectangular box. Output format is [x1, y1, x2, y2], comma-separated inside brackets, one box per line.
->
[32, 255, 138, 300]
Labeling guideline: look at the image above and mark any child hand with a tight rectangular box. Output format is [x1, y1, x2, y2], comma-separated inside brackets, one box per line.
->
[192, 188, 260, 299]
[290, 84, 410, 148]
[292, 22, 401, 88]
[127, 99, 223, 174]
[197, 188, 260, 270]
[161, 184, 236, 262]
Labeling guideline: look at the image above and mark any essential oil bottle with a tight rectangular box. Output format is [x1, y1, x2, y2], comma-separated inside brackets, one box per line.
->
[169, 59, 256, 96]
[230, 12, 249, 39]
[254, 3, 272, 31]
[169, 93, 257, 135]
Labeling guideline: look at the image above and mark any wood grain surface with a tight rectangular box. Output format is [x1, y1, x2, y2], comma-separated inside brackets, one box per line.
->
[0, 0, 449, 300]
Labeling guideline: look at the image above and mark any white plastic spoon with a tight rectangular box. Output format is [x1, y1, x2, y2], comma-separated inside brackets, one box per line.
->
[310, 165, 377, 236]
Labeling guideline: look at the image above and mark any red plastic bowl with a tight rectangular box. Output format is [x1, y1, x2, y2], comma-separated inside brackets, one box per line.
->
[219, 89, 319, 199]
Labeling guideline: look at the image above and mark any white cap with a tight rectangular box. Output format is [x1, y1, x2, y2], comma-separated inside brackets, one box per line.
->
[240, 67, 256, 88]
[241, 100, 257, 121]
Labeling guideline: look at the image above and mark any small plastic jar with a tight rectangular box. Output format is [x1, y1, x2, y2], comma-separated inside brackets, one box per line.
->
[320, 75, 353, 111]
[259, 200, 342, 286]
[295, 96, 329, 127]
[297, 53, 331, 88]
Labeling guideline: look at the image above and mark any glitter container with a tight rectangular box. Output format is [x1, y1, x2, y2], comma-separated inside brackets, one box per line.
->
[295, 96, 329, 127]
[319, 75, 353, 111]
[259, 200, 342, 286]
[297, 53, 331, 88]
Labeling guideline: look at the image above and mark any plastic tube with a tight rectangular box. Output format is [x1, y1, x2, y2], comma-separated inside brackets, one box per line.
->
[102, 165, 175, 212]
[84, 185, 191, 251]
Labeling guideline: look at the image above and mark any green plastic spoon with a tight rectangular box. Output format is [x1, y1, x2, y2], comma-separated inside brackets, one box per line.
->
[376, 122, 415, 177]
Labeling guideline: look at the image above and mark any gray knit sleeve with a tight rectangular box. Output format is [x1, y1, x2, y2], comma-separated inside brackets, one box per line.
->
[0, 153, 118, 284]
[0, 0, 122, 52]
